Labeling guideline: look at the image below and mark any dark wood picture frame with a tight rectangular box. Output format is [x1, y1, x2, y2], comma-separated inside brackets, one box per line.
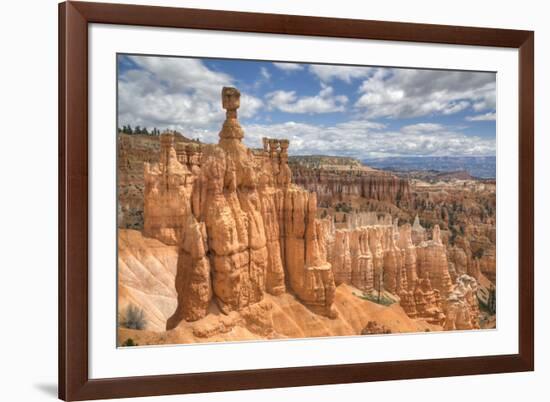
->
[59, 1, 534, 400]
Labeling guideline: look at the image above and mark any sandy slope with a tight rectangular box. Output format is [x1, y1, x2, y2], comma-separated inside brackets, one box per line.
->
[118, 230, 178, 331]
[118, 229, 438, 346]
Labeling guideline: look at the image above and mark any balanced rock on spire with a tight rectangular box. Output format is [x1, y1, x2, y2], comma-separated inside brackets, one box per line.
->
[141, 87, 338, 329]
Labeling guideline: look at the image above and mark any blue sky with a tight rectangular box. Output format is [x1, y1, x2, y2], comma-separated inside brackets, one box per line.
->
[118, 54, 496, 158]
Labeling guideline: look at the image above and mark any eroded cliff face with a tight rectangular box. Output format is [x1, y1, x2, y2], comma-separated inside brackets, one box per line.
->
[118, 134, 159, 229]
[143, 87, 337, 331]
[289, 157, 496, 300]
[444, 274, 481, 330]
[329, 223, 446, 292]
[142, 135, 194, 245]
[326, 221, 480, 329]
[291, 160, 411, 207]
[407, 183, 496, 289]
[118, 132, 197, 229]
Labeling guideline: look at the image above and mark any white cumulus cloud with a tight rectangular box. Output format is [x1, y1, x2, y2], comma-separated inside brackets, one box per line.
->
[354, 68, 496, 119]
[237, 120, 495, 159]
[466, 112, 496, 121]
[260, 66, 271, 80]
[273, 62, 304, 71]
[401, 123, 444, 135]
[309, 64, 374, 83]
[118, 55, 263, 132]
[118, 56, 495, 157]
[266, 84, 348, 114]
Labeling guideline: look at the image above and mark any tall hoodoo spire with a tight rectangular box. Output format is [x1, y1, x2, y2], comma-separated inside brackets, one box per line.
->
[219, 86, 244, 141]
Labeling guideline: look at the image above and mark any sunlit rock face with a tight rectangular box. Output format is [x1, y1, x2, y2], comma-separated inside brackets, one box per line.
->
[291, 161, 411, 207]
[416, 225, 454, 298]
[331, 227, 374, 292]
[143, 133, 194, 245]
[443, 274, 481, 331]
[399, 224, 419, 288]
[329, 223, 452, 298]
[143, 87, 337, 330]
[166, 217, 212, 326]
[328, 222, 480, 330]
[410, 275, 445, 325]
[411, 214, 427, 245]
[118, 131, 197, 230]
[118, 134, 160, 229]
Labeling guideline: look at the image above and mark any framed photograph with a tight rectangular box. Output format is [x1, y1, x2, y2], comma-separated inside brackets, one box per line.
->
[59, 1, 534, 400]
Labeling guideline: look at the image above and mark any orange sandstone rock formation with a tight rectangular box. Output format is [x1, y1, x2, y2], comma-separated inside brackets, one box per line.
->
[444, 274, 480, 330]
[117, 230, 178, 332]
[143, 133, 194, 245]
[327, 221, 477, 330]
[410, 275, 445, 325]
[118, 131, 198, 230]
[416, 225, 453, 298]
[331, 227, 374, 292]
[411, 214, 427, 245]
[382, 226, 406, 294]
[399, 223, 419, 287]
[142, 87, 337, 330]
[329, 223, 452, 298]
[291, 159, 411, 206]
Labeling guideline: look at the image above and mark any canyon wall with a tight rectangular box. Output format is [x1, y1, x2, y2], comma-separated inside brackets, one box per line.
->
[118, 134, 159, 229]
[407, 184, 496, 286]
[118, 132, 198, 229]
[327, 221, 470, 326]
[329, 222, 451, 295]
[290, 159, 411, 207]
[289, 160, 496, 295]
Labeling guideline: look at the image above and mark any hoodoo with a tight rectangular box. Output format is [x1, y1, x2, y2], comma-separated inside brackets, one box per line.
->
[142, 87, 338, 330]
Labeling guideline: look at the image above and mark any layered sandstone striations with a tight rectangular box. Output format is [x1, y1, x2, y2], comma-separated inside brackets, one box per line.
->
[331, 226, 374, 292]
[289, 156, 496, 297]
[118, 131, 198, 229]
[142, 134, 195, 245]
[117, 230, 179, 332]
[327, 220, 478, 328]
[329, 223, 451, 294]
[290, 157, 411, 207]
[118, 134, 160, 229]
[142, 87, 337, 331]
[415, 225, 453, 297]
[120, 130, 496, 300]
[407, 181, 496, 287]
[444, 274, 481, 330]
